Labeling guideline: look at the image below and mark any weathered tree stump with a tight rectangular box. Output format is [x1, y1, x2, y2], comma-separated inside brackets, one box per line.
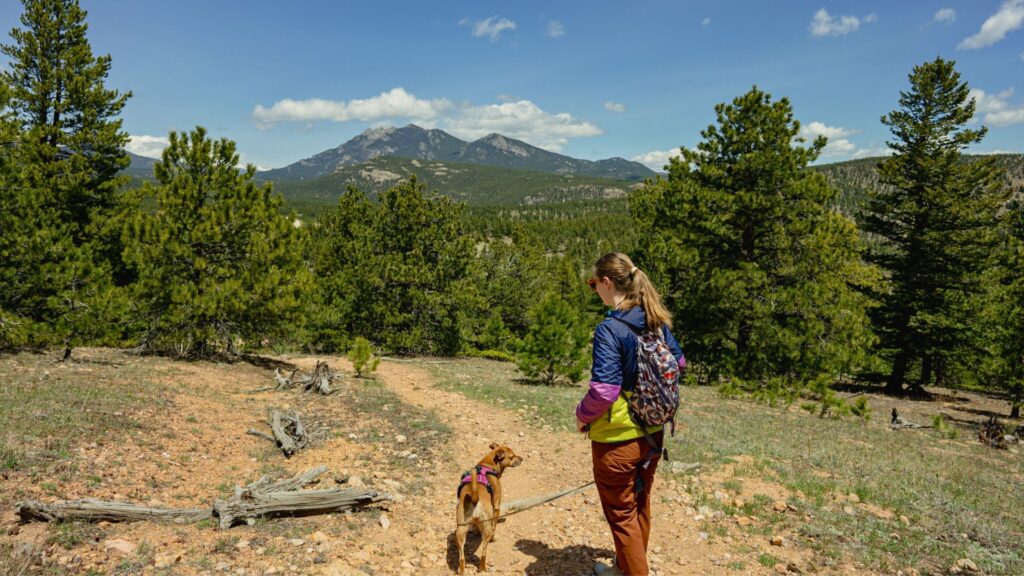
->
[15, 500, 211, 524]
[248, 409, 310, 457]
[979, 416, 1008, 449]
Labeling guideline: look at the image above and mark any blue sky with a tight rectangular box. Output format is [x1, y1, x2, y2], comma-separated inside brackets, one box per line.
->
[2, 1, 1022, 170]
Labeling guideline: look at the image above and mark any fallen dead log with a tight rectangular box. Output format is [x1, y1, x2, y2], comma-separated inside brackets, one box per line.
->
[213, 487, 388, 529]
[17, 466, 389, 530]
[212, 466, 388, 528]
[15, 499, 211, 524]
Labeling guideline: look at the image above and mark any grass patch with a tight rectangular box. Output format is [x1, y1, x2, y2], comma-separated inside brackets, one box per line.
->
[426, 358, 582, 432]
[48, 521, 103, 549]
[336, 374, 451, 472]
[0, 349, 165, 469]
[669, 387, 1024, 575]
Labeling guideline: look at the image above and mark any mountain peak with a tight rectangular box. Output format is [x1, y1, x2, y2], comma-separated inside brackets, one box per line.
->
[260, 126, 655, 181]
[473, 133, 532, 158]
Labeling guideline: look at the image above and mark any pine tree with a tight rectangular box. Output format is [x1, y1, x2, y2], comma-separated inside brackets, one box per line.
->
[348, 336, 380, 378]
[123, 127, 306, 357]
[632, 87, 877, 391]
[306, 177, 475, 355]
[859, 58, 1007, 393]
[984, 198, 1024, 417]
[0, 0, 132, 352]
[516, 291, 591, 385]
[1, 0, 130, 244]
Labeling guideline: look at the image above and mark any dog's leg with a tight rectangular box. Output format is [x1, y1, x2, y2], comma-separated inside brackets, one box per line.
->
[490, 480, 502, 542]
[455, 500, 469, 575]
[478, 513, 493, 572]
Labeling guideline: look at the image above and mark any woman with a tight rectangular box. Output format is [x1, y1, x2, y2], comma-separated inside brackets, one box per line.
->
[575, 252, 685, 576]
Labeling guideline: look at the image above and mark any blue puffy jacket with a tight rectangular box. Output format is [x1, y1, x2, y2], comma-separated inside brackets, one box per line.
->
[575, 306, 684, 443]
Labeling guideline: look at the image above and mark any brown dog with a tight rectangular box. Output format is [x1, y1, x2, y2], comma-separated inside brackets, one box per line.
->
[455, 442, 523, 574]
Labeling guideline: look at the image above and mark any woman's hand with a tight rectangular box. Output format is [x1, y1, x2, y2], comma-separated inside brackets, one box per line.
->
[576, 418, 589, 436]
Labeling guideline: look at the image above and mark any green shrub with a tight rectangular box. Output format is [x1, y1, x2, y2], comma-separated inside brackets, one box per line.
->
[348, 336, 380, 377]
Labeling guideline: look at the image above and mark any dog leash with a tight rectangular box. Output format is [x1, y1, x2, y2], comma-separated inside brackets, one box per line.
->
[455, 480, 596, 527]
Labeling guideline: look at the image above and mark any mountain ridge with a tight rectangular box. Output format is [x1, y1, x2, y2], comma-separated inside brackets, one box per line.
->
[256, 124, 657, 182]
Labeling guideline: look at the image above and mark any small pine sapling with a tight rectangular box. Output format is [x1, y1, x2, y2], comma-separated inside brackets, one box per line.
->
[348, 337, 380, 378]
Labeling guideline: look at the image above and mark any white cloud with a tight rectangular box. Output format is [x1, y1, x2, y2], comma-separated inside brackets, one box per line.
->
[969, 87, 1024, 127]
[631, 148, 684, 171]
[251, 88, 453, 129]
[934, 8, 956, 24]
[546, 20, 565, 38]
[851, 146, 893, 160]
[254, 89, 603, 152]
[701, 17, 711, 27]
[809, 8, 871, 37]
[864, 13, 877, 23]
[958, 0, 1024, 49]
[127, 134, 169, 159]
[604, 101, 626, 113]
[461, 15, 517, 42]
[801, 121, 859, 157]
[444, 99, 601, 152]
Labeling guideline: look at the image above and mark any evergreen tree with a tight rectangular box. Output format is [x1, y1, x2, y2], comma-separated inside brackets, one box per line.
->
[984, 198, 1024, 417]
[348, 336, 380, 378]
[1, 0, 130, 245]
[0, 0, 132, 353]
[123, 127, 306, 357]
[632, 87, 877, 391]
[859, 58, 1007, 392]
[463, 227, 548, 352]
[516, 291, 591, 385]
[307, 177, 475, 355]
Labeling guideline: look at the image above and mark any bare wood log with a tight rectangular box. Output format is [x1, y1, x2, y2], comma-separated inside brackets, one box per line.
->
[246, 429, 276, 442]
[15, 499, 211, 524]
[249, 465, 327, 493]
[212, 487, 389, 529]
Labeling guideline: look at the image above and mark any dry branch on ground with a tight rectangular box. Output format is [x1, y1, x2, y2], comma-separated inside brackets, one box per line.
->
[247, 409, 315, 457]
[15, 467, 388, 530]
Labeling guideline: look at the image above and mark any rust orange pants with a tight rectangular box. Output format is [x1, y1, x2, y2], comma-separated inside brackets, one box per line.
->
[591, 431, 663, 576]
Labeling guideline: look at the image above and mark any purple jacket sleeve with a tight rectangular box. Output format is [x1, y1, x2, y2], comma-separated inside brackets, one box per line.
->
[662, 326, 686, 371]
[576, 322, 622, 423]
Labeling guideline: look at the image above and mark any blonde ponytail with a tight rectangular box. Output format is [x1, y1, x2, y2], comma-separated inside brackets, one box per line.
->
[594, 252, 673, 331]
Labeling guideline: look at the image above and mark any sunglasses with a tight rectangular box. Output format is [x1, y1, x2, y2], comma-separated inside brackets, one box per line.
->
[587, 278, 599, 291]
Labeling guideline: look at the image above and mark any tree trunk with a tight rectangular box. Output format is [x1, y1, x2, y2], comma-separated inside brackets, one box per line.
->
[918, 354, 932, 387]
[885, 349, 910, 394]
[1012, 386, 1021, 419]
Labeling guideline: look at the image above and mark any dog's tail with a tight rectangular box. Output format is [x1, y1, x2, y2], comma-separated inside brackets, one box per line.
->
[469, 467, 479, 503]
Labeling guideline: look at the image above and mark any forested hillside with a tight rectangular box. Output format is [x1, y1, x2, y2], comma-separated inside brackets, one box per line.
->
[271, 156, 639, 211]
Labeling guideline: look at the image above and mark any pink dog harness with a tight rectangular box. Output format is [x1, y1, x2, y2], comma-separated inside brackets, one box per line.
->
[457, 465, 496, 497]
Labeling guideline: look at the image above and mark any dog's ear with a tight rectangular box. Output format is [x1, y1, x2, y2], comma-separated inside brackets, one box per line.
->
[489, 442, 499, 450]
[494, 450, 505, 462]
